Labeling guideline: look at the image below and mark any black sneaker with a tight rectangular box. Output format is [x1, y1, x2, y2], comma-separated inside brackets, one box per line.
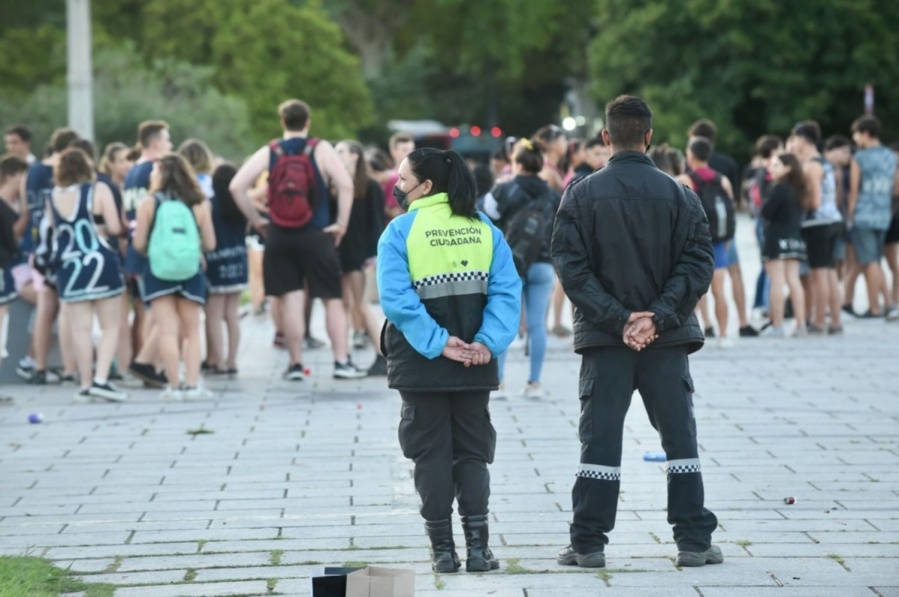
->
[703, 326, 716, 338]
[88, 381, 128, 402]
[841, 304, 857, 318]
[29, 370, 48, 385]
[283, 364, 306, 381]
[128, 361, 167, 388]
[738, 325, 759, 337]
[60, 374, 78, 386]
[859, 310, 883, 319]
[334, 361, 366, 380]
[367, 355, 387, 377]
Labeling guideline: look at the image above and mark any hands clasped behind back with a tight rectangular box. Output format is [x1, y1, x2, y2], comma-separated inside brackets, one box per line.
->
[623, 311, 658, 352]
[442, 336, 492, 368]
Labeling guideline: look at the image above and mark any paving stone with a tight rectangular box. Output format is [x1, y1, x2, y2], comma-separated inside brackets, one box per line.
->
[1, 214, 896, 595]
[113, 581, 268, 597]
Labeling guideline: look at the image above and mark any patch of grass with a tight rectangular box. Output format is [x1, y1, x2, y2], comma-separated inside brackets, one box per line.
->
[503, 557, 529, 574]
[186, 428, 215, 436]
[434, 576, 446, 590]
[266, 578, 277, 592]
[0, 556, 116, 597]
[343, 560, 368, 568]
[269, 550, 284, 566]
[183, 568, 197, 582]
[827, 553, 851, 572]
[103, 556, 123, 574]
[735, 539, 752, 547]
[598, 570, 612, 581]
[196, 539, 208, 552]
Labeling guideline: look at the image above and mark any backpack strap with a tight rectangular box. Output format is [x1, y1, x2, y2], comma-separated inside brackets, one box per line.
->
[269, 140, 284, 158]
[148, 192, 163, 238]
[686, 170, 701, 192]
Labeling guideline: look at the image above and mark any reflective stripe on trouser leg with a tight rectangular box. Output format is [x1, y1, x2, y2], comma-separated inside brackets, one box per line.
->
[635, 347, 718, 552]
[570, 347, 636, 554]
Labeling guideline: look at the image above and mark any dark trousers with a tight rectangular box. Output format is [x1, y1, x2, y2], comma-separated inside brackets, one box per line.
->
[570, 346, 718, 553]
[398, 390, 496, 521]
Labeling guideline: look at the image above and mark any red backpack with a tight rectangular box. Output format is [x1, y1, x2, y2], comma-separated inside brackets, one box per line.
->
[267, 138, 319, 228]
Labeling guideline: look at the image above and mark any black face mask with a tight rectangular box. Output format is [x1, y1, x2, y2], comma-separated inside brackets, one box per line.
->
[393, 181, 423, 210]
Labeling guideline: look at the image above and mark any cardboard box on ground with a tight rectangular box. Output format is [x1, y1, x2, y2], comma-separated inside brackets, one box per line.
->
[312, 566, 415, 597]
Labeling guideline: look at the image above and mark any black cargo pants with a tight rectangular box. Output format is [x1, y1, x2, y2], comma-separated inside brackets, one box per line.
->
[570, 345, 718, 553]
[398, 390, 496, 522]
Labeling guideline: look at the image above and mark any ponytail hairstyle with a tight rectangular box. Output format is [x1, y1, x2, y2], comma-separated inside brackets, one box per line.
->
[512, 138, 544, 174]
[405, 148, 477, 218]
[338, 140, 370, 200]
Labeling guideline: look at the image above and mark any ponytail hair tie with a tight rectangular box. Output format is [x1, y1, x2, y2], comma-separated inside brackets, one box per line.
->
[520, 138, 534, 151]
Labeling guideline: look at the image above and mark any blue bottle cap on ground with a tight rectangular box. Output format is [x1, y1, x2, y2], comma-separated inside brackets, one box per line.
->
[28, 413, 44, 424]
[643, 452, 666, 462]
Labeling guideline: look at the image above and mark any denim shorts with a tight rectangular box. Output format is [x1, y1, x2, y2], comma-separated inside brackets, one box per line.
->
[713, 242, 729, 269]
[849, 226, 887, 266]
[726, 241, 739, 266]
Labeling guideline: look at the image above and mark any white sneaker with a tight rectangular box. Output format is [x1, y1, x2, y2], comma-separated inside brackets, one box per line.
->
[521, 382, 546, 398]
[760, 326, 786, 338]
[160, 386, 184, 401]
[886, 306, 899, 322]
[183, 385, 213, 400]
[492, 384, 507, 400]
[717, 336, 734, 349]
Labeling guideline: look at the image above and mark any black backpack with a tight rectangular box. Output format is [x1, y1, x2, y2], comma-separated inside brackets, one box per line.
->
[501, 183, 549, 276]
[688, 171, 735, 242]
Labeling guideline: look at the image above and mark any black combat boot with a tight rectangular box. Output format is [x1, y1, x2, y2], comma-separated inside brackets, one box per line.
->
[461, 514, 499, 572]
[425, 519, 461, 573]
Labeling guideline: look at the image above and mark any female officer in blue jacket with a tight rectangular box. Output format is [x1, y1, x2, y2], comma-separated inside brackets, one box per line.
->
[377, 148, 521, 574]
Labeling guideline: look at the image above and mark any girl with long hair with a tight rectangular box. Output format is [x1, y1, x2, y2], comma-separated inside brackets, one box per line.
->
[133, 154, 216, 399]
[204, 163, 247, 376]
[761, 152, 808, 336]
[334, 140, 387, 375]
[48, 148, 127, 401]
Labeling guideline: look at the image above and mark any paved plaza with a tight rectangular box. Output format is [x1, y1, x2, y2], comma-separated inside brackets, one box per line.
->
[1, 216, 898, 597]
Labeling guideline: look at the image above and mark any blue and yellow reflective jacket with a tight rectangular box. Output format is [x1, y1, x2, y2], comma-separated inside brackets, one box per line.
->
[377, 193, 521, 391]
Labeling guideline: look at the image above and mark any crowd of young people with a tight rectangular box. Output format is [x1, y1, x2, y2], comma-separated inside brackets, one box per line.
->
[1, 106, 896, 402]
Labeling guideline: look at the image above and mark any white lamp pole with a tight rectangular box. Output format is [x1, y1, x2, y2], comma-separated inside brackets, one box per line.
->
[67, 0, 94, 140]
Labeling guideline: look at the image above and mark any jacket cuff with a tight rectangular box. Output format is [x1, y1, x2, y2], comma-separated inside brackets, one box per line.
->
[651, 311, 677, 333]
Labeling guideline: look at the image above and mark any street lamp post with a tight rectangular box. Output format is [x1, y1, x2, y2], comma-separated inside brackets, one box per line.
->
[67, 0, 94, 140]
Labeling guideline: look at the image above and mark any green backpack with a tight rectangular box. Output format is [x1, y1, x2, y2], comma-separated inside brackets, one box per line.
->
[148, 193, 201, 281]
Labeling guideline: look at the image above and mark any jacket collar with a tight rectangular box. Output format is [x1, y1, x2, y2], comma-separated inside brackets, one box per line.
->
[607, 150, 655, 166]
[409, 193, 449, 212]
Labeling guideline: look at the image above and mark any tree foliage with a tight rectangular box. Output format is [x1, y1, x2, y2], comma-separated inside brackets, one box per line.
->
[591, 0, 899, 158]
[133, 0, 374, 142]
[0, 45, 254, 160]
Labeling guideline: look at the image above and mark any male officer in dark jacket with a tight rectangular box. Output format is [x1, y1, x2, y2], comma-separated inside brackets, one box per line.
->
[551, 95, 722, 569]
